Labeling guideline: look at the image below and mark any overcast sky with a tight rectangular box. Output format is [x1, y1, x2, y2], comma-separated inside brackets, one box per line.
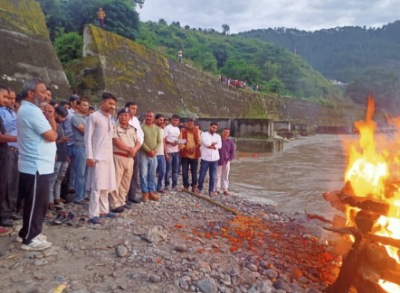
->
[138, 0, 399, 33]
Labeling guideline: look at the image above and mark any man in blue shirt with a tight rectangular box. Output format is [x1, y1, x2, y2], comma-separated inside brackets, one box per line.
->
[0, 89, 21, 228]
[0, 84, 16, 236]
[17, 78, 58, 251]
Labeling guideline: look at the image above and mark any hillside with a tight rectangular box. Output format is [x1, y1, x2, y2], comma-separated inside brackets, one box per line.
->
[137, 21, 339, 100]
[239, 22, 400, 83]
[0, 0, 70, 97]
[67, 26, 365, 126]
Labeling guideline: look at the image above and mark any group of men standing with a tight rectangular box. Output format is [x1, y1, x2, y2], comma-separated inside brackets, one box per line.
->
[0, 77, 235, 251]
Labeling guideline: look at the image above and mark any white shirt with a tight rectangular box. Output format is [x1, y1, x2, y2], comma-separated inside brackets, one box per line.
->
[164, 124, 180, 153]
[129, 116, 144, 145]
[200, 131, 222, 162]
[156, 128, 166, 156]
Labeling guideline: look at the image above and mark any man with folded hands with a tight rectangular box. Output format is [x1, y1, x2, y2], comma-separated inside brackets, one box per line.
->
[109, 108, 141, 212]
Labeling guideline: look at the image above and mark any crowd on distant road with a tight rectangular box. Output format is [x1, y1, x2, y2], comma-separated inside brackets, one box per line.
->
[0, 78, 235, 251]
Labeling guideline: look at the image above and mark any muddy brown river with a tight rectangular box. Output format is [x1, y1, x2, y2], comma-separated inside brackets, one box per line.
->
[230, 135, 349, 217]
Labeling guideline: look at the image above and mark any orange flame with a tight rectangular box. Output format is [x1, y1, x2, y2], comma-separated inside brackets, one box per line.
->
[343, 96, 400, 292]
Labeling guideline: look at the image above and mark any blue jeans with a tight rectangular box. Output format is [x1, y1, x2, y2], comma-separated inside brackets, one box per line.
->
[165, 152, 180, 188]
[156, 155, 166, 192]
[139, 152, 158, 192]
[67, 145, 76, 190]
[74, 146, 87, 202]
[198, 160, 218, 193]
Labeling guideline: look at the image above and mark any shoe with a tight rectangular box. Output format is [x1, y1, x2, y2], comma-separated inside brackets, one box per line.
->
[182, 187, 189, 192]
[16, 233, 47, 243]
[111, 206, 125, 213]
[149, 192, 160, 201]
[10, 213, 23, 220]
[48, 203, 55, 210]
[74, 200, 88, 206]
[223, 190, 230, 195]
[64, 212, 75, 226]
[209, 192, 217, 197]
[124, 204, 133, 210]
[21, 236, 52, 251]
[52, 212, 67, 225]
[0, 226, 12, 236]
[157, 190, 168, 194]
[142, 192, 149, 202]
[0, 218, 13, 227]
[88, 217, 103, 225]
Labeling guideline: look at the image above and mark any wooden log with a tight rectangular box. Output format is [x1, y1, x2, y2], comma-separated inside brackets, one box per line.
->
[337, 193, 389, 215]
[323, 190, 340, 201]
[381, 268, 400, 286]
[354, 210, 380, 234]
[183, 190, 239, 216]
[332, 215, 347, 229]
[326, 229, 363, 293]
[364, 233, 400, 250]
[304, 211, 333, 224]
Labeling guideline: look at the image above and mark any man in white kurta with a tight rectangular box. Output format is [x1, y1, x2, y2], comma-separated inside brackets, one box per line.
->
[85, 93, 117, 222]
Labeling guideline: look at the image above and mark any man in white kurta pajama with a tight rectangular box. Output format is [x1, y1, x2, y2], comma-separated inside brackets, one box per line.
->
[85, 93, 117, 223]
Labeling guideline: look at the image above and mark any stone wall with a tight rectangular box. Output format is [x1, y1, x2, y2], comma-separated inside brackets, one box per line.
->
[0, 0, 70, 98]
[72, 25, 366, 127]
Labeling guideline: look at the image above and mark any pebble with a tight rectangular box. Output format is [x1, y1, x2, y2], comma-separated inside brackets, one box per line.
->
[116, 245, 128, 257]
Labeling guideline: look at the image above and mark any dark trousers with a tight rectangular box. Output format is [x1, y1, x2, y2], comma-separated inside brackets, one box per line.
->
[18, 172, 51, 244]
[0, 151, 9, 222]
[127, 152, 140, 203]
[0, 150, 19, 218]
[181, 157, 198, 188]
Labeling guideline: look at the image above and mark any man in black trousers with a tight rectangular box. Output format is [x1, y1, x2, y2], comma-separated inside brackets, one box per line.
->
[17, 79, 58, 250]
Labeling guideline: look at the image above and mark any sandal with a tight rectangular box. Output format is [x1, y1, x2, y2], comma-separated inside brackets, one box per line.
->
[88, 217, 103, 225]
[100, 212, 118, 218]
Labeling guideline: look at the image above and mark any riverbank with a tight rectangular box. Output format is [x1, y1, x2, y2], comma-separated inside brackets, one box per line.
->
[0, 187, 340, 293]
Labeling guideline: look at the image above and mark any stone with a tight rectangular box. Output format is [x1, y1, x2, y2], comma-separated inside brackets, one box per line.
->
[33, 259, 48, 266]
[196, 278, 218, 293]
[142, 226, 168, 243]
[274, 278, 294, 293]
[173, 244, 188, 252]
[266, 268, 279, 279]
[149, 274, 162, 283]
[115, 245, 128, 257]
[246, 262, 258, 272]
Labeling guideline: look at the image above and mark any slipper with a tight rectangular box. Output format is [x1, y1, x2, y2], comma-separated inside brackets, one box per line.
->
[88, 217, 103, 225]
[100, 212, 118, 218]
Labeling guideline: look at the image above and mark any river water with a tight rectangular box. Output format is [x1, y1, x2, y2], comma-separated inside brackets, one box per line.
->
[229, 135, 350, 217]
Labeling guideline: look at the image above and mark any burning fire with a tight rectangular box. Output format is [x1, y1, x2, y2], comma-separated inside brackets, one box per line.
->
[344, 97, 400, 292]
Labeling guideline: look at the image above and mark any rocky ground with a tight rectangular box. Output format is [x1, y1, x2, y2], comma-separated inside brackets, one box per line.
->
[0, 186, 342, 293]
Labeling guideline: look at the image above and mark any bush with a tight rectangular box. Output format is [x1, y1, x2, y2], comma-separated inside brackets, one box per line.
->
[54, 32, 83, 65]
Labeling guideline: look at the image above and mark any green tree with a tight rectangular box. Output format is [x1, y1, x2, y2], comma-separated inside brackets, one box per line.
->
[222, 24, 230, 35]
[54, 31, 83, 65]
[210, 43, 228, 68]
[267, 78, 285, 94]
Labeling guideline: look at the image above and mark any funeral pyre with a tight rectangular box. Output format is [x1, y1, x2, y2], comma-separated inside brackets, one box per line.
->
[324, 97, 400, 293]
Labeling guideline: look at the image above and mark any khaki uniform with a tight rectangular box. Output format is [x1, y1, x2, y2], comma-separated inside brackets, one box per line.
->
[110, 122, 137, 209]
